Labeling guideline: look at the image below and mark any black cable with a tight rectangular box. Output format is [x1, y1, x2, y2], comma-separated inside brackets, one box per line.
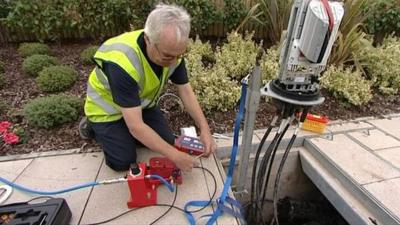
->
[257, 122, 290, 225]
[260, 118, 292, 213]
[186, 166, 217, 213]
[85, 166, 217, 225]
[272, 133, 297, 225]
[150, 184, 178, 225]
[270, 108, 308, 225]
[250, 115, 277, 203]
[85, 208, 141, 225]
[256, 132, 280, 199]
[248, 115, 277, 225]
[249, 128, 271, 225]
[254, 130, 282, 225]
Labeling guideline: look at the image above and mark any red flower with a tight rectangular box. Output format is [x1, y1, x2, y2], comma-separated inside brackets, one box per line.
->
[0, 121, 12, 134]
[3, 132, 20, 145]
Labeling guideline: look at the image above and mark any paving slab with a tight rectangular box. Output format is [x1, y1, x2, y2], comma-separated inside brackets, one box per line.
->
[300, 148, 377, 225]
[81, 148, 239, 225]
[215, 133, 260, 157]
[375, 147, 400, 170]
[349, 129, 400, 150]
[254, 120, 374, 140]
[325, 121, 374, 133]
[368, 117, 400, 139]
[363, 177, 400, 219]
[0, 159, 32, 181]
[200, 154, 240, 225]
[308, 134, 400, 185]
[4, 153, 103, 225]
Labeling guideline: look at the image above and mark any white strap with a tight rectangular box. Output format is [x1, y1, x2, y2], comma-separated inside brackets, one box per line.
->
[0, 185, 13, 205]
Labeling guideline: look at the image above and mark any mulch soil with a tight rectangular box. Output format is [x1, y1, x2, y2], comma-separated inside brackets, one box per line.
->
[1, 42, 399, 156]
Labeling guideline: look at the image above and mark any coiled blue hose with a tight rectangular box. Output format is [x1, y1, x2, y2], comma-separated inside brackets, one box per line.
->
[0, 176, 99, 195]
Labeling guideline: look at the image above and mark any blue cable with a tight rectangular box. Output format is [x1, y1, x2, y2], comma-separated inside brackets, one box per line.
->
[146, 175, 174, 192]
[0, 176, 99, 195]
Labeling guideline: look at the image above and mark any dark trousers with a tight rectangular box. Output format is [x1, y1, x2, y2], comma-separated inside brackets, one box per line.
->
[90, 107, 175, 171]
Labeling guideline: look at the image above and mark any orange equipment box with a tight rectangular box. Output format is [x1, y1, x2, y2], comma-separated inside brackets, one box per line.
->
[301, 113, 329, 134]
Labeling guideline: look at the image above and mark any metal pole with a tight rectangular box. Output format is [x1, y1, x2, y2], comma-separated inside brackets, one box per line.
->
[235, 65, 262, 193]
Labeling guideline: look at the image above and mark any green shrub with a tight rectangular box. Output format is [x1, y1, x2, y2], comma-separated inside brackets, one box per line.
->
[257, 0, 293, 45]
[0, 0, 10, 18]
[80, 46, 98, 65]
[329, 0, 369, 67]
[320, 66, 372, 106]
[7, 108, 24, 123]
[173, 0, 220, 33]
[223, 0, 248, 31]
[186, 37, 241, 112]
[215, 32, 262, 81]
[24, 95, 82, 128]
[0, 60, 4, 73]
[77, 0, 134, 39]
[190, 66, 241, 112]
[365, 0, 400, 43]
[136, 0, 221, 33]
[5, 0, 135, 41]
[0, 100, 7, 116]
[18, 43, 50, 57]
[260, 46, 279, 84]
[0, 73, 4, 89]
[131, 0, 155, 28]
[22, 54, 59, 77]
[355, 36, 400, 95]
[12, 125, 28, 144]
[37, 65, 77, 92]
[186, 37, 215, 74]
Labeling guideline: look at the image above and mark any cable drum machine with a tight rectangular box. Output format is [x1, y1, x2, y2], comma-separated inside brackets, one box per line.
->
[238, 0, 345, 224]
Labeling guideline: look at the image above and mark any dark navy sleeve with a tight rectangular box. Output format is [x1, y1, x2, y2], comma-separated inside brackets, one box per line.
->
[169, 59, 189, 85]
[102, 62, 141, 108]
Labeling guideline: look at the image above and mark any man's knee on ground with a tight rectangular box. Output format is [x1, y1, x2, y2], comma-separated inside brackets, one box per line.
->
[105, 158, 134, 172]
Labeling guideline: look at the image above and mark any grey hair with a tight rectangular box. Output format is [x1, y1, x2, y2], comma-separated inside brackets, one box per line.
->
[144, 4, 191, 44]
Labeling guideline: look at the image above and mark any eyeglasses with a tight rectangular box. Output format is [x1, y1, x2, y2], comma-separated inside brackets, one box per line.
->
[153, 43, 183, 61]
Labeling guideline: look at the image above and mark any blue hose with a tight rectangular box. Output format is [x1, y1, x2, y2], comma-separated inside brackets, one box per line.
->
[0, 176, 99, 195]
[146, 175, 174, 192]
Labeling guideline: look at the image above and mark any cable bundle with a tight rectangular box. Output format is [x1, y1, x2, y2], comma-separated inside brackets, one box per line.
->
[246, 104, 309, 225]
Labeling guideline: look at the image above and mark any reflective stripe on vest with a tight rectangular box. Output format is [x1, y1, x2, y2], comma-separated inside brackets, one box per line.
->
[91, 67, 151, 109]
[86, 82, 119, 114]
[97, 43, 145, 89]
[95, 67, 110, 90]
[85, 30, 181, 122]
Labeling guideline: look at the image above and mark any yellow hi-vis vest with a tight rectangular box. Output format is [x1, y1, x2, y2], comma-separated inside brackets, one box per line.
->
[84, 30, 180, 122]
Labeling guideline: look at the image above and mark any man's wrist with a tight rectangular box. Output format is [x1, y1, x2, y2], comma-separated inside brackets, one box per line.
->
[198, 122, 210, 133]
[166, 146, 180, 161]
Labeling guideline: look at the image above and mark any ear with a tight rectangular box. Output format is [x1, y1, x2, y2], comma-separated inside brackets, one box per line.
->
[144, 33, 150, 45]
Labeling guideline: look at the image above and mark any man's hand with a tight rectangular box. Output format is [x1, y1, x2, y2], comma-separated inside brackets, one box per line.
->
[171, 150, 199, 172]
[200, 131, 217, 157]
[176, 83, 217, 157]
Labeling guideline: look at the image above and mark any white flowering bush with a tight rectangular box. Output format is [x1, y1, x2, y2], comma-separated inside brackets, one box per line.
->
[355, 36, 400, 95]
[215, 32, 262, 81]
[260, 46, 280, 84]
[185, 37, 214, 76]
[190, 66, 241, 112]
[320, 66, 372, 106]
[186, 37, 241, 112]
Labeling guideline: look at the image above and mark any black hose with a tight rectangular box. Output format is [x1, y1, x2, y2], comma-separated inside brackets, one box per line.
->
[272, 132, 297, 225]
[254, 117, 290, 225]
[260, 120, 291, 213]
[272, 107, 308, 225]
[255, 131, 281, 224]
[248, 115, 278, 225]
